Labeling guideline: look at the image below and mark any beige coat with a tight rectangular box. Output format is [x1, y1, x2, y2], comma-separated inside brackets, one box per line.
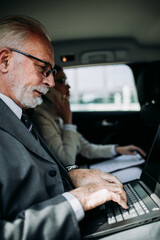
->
[33, 99, 116, 167]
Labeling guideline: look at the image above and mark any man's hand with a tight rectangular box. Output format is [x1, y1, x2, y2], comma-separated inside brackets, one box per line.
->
[69, 169, 128, 210]
[68, 168, 123, 187]
[70, 182, 128, 211]
[115, 145, 146, 157]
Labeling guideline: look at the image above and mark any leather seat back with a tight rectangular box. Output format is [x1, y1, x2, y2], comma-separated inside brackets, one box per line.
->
[137, 61, 160, 126]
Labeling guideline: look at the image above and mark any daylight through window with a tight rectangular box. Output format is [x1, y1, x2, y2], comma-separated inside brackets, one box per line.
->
[64, 64, 140, 111]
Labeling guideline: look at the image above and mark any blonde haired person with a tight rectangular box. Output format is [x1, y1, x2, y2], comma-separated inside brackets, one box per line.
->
[33, 65, 146, 183]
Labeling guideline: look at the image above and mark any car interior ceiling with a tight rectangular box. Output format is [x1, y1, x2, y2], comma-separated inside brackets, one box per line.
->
[1, 1, 160, 66]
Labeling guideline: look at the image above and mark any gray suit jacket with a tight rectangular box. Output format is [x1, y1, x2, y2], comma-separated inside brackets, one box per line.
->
[0, 99, 80, 240]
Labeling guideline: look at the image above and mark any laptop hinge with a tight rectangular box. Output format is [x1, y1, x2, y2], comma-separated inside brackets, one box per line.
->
[139, 181, 160, 207]
[150, 194, 160, 208]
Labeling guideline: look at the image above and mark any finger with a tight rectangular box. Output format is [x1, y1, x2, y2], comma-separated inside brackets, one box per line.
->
[130, 145, 146, 157]
[136, 147, 146, 157]
[128, 151, 137, 155]
[106, 184, 128, 203]
[120, 189, 128, 203]
[110, 191, 128, 209]
[101, 173, 123, 186]
[105, 183, 124, 194]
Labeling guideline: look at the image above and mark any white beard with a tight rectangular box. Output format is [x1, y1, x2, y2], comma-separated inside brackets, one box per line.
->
[9, 79, 48, 108]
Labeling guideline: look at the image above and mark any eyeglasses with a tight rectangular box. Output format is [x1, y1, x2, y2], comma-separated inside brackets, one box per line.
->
[10, 48, 57, 77]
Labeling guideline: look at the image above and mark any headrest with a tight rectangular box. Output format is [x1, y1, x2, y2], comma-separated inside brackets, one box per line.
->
[137, 61, 160, 106]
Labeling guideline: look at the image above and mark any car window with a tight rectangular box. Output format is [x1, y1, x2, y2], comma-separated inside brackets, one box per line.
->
[64, 64, 140, 112]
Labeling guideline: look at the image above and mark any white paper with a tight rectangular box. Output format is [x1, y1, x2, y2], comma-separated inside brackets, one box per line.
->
[90, 153, 145, 173]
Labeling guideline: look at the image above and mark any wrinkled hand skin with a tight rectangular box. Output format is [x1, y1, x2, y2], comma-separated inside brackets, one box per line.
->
[115, 144, 146, 157]
[69, 169, 123, 187]
[70, 182, 128, 211]
[69, 169, 128, 211]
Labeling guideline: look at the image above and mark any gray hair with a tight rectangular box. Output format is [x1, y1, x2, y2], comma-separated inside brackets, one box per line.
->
[0, 15, 51, 49]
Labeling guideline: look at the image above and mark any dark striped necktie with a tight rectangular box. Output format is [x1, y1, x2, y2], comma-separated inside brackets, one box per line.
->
[21, 112, 73, 189]
[21, 110, 33, 132]
[21, 110, 39, 140]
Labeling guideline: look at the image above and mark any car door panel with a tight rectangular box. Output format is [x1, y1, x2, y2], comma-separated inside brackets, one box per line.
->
[73, 111, 149, 153]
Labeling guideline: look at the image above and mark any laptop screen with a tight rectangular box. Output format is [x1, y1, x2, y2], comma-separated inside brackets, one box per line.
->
[141, 125, 160, 198]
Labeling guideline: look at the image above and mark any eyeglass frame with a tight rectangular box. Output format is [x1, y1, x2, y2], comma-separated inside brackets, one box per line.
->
[9, 48, 57, 77]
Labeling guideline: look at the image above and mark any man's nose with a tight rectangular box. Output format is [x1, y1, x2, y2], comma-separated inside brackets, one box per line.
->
[43, 74, 55, 88]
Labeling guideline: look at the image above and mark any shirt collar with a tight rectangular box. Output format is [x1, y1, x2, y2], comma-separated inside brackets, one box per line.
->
[0, 93, 22, 119]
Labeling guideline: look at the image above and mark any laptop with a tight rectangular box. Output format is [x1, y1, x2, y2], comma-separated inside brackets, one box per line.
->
[80, 126, 160, 239]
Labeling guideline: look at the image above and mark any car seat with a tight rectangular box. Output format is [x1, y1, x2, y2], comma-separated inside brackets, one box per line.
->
[137, 61, 160, 125]
[137, 61, 160, 151]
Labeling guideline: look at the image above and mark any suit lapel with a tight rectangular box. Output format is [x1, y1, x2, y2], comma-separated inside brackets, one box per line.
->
[32, 125, 73, 184]
[0, 99, 53, 163]
[0, 99, 72, 185]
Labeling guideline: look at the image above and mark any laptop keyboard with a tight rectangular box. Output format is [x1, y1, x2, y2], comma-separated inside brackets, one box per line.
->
[106, 183, 150, 224]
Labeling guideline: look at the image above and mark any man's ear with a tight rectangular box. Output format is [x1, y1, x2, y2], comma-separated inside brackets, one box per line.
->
[0, 48, 11, 73]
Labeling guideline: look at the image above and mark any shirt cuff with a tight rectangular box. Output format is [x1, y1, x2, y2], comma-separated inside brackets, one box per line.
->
[111, 144, 118, 156]
[63, 124, 77, 132]
[62, 192, 85, 222]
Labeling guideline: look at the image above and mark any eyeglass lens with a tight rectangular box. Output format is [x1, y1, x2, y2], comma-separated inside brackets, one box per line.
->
[43, 65, 57, 77]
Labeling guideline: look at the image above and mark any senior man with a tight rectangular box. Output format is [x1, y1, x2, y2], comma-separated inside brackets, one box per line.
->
[0, 15, 127, 240]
